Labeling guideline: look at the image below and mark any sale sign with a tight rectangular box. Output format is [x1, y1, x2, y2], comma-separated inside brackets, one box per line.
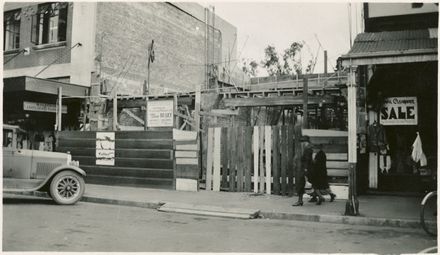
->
[380, 97, 417, 125]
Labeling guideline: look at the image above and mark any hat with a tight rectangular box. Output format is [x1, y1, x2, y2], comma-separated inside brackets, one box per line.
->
[300, 135, 310, 142]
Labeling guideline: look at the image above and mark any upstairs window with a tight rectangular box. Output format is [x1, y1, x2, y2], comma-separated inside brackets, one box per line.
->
[4, 9, 21, 51]
[31, 2, 68, 45]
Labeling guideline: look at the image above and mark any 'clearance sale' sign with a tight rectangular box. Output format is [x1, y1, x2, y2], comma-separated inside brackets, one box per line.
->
[380, 97, 418, 126]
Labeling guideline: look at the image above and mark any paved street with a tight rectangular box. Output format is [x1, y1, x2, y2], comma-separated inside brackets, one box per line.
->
[3, 194, 436, 253]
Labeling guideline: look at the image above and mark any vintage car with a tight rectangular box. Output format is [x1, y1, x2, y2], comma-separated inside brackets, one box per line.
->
[3, 125, 86, 205]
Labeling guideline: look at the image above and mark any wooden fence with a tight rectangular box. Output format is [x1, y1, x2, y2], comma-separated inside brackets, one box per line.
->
[205, 126, 349, 198]
[57, 130, 175, 189]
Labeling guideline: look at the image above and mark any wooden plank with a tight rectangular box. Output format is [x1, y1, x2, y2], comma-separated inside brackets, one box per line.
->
[244, 126, 252, 192]
[115, 131, 173, 140]
[175, 165, 200, 179]
[212, 127, 221, 191]
[222, 95, 334, 107]
[73, 156, 173, 169]
[272, 126, 280, 195]
[303, 129, 348, 137]
[221, 127, 228, 189]
[328, 169, 349, 177]
[287, 125, 294, 196]
[327, 161, 349, 169]
[173, 129, 198, 141]
[236, 126, 244, 192]
[176, 158, 198, 165]
[265, 126, 272, 194]
[229, 126, 236, 192]
[116, 139, 173, 150]
[206, 128, 214, 191]
[175, 151, 197, 158]
[175, 144, 198, 151]
[259, 126, 265, 193]
[309, 136, 348, 145]
[314, 153, 348, 161]
[318, 144, 348, 153]
[80, 165, 173, 178]
[57, 147, 172, 159]
[280, 126, 287, 196]
[253, 126, 259, 193]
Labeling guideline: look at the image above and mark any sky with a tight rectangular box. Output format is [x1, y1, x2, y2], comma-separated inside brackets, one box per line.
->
[210, 2, 363, 76]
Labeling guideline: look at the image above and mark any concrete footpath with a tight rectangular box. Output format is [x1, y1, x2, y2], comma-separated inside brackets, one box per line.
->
[78, 184, 424, 229]
[10, 184, 425, 229]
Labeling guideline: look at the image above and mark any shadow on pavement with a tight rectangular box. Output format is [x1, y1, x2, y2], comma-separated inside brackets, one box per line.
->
[3, 197, 55, 205]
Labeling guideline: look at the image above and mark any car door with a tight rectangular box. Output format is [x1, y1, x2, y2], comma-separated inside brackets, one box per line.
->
[3, 129, 33, 179]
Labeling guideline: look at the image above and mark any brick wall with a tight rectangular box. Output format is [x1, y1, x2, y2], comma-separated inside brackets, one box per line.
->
[95, 2, 223, 95]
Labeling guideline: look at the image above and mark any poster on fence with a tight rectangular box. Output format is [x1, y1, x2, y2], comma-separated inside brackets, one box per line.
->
[96, 132, 115, 165]
[147, 100, 174, 127]
[380, 97, 418, 126]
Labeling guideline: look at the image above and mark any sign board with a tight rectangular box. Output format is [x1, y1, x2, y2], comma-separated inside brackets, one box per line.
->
[380, 97, 417, 126]
[23, 101, 67, 114]
[147, 100, 174, 127]
[368, 3, 438, 18]
[96, 132, 115, 165]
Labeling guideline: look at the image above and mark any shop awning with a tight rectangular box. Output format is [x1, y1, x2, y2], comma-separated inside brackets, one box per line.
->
[341, 28, 438, 66]
[3, 76, 88, 97]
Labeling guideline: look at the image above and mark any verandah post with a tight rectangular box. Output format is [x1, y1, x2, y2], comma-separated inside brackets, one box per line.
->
[345, 64, 360, 216]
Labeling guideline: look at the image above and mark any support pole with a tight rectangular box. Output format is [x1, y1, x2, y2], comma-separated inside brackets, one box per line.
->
[144, 96, 149, 131]
[57, 87, 62, 131]
[302, 77, 308, 128]
[345, 65, 359, 216]
[194, 90, 201, 132]
[113, 90, 117, 131]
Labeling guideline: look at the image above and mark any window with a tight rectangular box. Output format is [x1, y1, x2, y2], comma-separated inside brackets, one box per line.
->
[31, 2, 68, 45]
[3, 9, 21, 51]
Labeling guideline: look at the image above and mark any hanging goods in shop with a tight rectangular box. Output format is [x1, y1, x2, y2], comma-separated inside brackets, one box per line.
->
[411, 132, 427, 167]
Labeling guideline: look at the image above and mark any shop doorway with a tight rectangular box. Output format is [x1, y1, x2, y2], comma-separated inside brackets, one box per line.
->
[366, 62, 437, 193]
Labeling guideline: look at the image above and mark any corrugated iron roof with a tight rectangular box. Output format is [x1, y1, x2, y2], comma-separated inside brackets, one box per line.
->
[346, 29, 437, 55]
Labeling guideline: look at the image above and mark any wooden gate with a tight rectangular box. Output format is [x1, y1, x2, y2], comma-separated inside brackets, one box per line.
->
[57, 130, 175, 189]
[205, 126, 349, 198]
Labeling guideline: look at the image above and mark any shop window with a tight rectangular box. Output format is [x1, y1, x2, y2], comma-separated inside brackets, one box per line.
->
[3, 9, 21, 51]
[31, 2, 68, 45]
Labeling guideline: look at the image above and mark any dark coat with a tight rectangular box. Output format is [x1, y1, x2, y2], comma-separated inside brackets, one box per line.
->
[310, 150, 329, 190]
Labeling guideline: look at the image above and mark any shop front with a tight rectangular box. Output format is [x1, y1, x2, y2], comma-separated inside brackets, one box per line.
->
[341, 29, 437, 196]
[3, 76, 88, 151]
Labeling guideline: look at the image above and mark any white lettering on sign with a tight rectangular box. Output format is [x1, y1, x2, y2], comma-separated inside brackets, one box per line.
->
[23, 101, 67, 114]
[380, 97, 418, 126]
[147, 100, 174, 127]
[96, 132, 115, 166]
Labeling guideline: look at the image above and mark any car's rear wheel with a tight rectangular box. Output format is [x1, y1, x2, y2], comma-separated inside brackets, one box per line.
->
[49, 170, 85, 205]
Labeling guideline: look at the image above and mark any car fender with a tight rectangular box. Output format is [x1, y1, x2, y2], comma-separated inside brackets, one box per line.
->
[37, 165, 86, 190]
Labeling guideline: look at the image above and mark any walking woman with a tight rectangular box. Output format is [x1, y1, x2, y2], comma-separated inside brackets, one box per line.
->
[309, 145, 336, 205]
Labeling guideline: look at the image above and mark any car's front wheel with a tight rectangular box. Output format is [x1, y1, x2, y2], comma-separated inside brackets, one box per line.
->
[49, 170, 85, 205]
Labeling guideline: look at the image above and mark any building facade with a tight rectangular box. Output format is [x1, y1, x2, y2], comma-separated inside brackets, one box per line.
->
[3, 2, 242, 143]
[341, 3, 438, 195]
